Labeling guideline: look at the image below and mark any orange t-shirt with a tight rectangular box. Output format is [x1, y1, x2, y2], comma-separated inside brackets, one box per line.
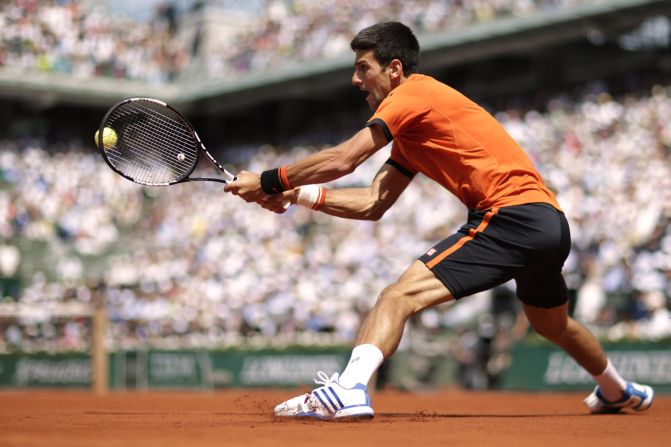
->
[368, 74, 560, 211]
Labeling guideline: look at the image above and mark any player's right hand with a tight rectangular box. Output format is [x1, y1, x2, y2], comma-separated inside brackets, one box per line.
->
[224, 170, 265, 203]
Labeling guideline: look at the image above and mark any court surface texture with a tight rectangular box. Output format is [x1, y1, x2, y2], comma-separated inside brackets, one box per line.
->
[1, 388, 668, 446]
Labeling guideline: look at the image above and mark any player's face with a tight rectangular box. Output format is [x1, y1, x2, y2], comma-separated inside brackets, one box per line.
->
[352, 50, 393, 111]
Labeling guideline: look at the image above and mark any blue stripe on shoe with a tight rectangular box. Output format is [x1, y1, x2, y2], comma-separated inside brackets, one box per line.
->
[319, 388, 340, 410]
[312, 390, 333, 412]
[352, 383, 370, 406]
[595, 387, 626, 405]
[327, 387, 345, 408]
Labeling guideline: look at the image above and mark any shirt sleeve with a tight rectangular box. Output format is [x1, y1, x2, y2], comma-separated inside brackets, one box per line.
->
[385, 156, 415, 179]
[365, 84, 430, 141]
[388, 141, 418, 177]
[367, 83, 428, 177]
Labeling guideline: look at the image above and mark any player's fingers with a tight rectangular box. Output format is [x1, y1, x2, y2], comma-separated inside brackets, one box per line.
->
[258, 198, 290, 213]
[223, 180, 237, 194]
[275, 202, 290, 214]
[281, 189, 299, 205]
[224, 182, 260, 203]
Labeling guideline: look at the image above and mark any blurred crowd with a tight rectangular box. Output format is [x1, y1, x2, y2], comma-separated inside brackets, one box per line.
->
[0, 0, 669, 360]
[0, 0, 189, 83]
[1, 81, 671, 354]
[204, 0, 589, 79]
[1, 0, 599, 83]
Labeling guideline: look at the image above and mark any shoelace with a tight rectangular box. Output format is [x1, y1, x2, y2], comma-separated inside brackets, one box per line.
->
[313, 371, 339, 387]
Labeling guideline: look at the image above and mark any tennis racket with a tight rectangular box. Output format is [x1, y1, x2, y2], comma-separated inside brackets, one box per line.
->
[97, 97, 235, 186]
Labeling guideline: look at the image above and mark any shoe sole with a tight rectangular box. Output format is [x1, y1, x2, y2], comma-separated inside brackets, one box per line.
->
[275, 406, 374, 422]
[334, 414, 374, 423]
[335, 406, 374, 421]
[275, 413, 374, 422]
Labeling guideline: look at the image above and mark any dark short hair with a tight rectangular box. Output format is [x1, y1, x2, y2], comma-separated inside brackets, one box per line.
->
[350, 22, 420, 76]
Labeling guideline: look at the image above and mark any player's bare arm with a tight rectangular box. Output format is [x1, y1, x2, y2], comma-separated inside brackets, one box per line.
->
[310, 163, 410, 220]
[284, 124, 388, 186]
[261, 163, 411, 219]
[224, 125, 388, 203]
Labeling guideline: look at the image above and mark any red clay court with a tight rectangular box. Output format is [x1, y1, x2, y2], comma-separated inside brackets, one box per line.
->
[1, 389, 668, 447]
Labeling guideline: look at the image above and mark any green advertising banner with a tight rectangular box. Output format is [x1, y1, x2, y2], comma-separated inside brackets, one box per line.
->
[3, 344, 668, 392]
[148, 351, 211, 388]
[501, 342, 671, 392]
[0, 353, 91, 388]
[108, 347, 350, 389]
[0, 347, 351, 390]
[208, 347, 350, 388]
[109, 350, 214, 390]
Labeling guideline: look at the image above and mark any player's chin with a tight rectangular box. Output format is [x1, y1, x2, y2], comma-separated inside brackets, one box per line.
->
[366, 96, 380, 111]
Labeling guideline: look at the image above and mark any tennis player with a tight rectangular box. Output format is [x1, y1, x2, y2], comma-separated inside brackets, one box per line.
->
[225, 22, 654, 420]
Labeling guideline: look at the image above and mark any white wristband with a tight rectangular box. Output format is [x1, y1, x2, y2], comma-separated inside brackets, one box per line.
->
[297, 185, 325, 210]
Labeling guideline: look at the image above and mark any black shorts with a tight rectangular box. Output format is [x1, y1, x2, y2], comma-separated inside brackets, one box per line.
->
[419, 202, 570, 308]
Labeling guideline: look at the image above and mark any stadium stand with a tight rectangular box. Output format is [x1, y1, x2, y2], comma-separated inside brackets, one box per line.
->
[0, 0, 670, 361]
[0, 0, 611, 83]
[0, 0, 189, 83]
[1, 81, 671, 353]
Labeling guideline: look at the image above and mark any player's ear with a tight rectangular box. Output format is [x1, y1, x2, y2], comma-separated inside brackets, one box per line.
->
[388, 59, 404, 80]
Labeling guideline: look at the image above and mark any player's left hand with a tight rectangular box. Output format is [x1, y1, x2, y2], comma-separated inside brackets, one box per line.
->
[224, 170, 265, 203]
[258, 189, 297, 214]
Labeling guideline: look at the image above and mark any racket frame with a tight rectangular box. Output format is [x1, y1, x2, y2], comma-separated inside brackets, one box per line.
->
[98, 97, 236, 186]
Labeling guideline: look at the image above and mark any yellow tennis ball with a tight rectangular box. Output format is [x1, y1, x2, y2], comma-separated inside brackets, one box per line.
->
[94, 127, 118, 150]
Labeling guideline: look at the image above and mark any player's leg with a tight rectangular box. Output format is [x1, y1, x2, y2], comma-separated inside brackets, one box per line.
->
[354, 259, 453, 355]
[489, 202, 654, 414]
[274, 207, 522, 420]
[523, 302, 606, 374]
[274, 260, 453, 420]
[338, 260, 454, 387]
[523, 302, 654, 413]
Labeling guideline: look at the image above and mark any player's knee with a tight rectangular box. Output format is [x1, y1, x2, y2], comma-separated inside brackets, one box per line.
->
[377, 285, 419, 315]
[531, 319, 568, 342]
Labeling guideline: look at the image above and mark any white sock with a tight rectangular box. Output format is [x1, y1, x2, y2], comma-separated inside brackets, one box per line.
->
[593, 359, 628, 401]
[338, 344, 384, 389]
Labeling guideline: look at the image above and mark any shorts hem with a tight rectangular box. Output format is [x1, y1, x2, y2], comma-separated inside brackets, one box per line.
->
[516, 295, 569, 309]
[421, 260, 465, 299]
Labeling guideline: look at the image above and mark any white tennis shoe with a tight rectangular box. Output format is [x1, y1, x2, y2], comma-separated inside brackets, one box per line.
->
[273, 371, 374, 421]
[584, 382, 654, 414]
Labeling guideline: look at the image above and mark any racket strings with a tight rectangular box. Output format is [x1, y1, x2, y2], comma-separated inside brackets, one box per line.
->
[113, 105, 195, 181]
[118, 109, 192, 181]
[108, 119, 192, 183]
[104, 101, 199, 185]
